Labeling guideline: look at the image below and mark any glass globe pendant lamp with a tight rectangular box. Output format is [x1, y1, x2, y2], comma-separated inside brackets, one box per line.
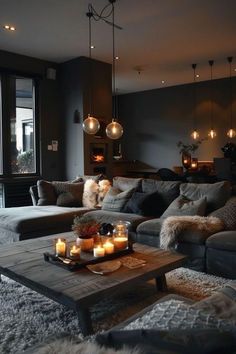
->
[190, 64, 200, 140]
[106, 119, 123, 139]
[208, 60, 216, 139]
[106, 0, 124, 140]
[83, 114, 100, 135]
[191, 130, 199, 140]
[82, 11, 100, 135]
[226, 57, 236, 138]
[208, 129, 217, 139]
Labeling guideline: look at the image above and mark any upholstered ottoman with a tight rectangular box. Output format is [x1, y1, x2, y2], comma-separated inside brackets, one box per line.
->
[206, 231, 236, 279]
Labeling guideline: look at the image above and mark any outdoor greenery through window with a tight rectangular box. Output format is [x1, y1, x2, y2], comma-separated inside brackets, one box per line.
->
[11, 78, 36, 174]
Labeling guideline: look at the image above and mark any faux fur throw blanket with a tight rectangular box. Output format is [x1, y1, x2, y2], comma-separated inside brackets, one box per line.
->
[160, 216, 224, 250]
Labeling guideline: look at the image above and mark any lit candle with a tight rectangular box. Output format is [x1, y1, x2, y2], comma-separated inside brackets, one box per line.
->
[103, 241, 114, 254]
[69, 245, 81, 260]
[113, 237, 128, 250]
[93, 245, 105, 258]
[55, 238, 66, 257]
[183, 159, 188, 164]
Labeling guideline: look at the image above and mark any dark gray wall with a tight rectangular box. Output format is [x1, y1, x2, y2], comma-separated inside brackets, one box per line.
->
[118, 77, 236, 169]
[0, 49, 63, 180]
[60, 56, 113, 180]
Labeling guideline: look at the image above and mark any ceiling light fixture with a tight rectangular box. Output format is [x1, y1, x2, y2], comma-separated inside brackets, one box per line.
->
[208, 60, 216, 139]
[106, 0, 123, 140]
[227, 56, 236, 138]
[82, 11, 100, 135]
[191, 63, 200, 140]
[4, 24, 15, 31]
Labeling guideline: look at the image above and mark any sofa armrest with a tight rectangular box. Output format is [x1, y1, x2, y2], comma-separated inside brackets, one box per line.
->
[29, 185, 39, 206]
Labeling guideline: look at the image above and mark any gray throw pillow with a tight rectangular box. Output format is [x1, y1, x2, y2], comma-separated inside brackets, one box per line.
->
[37, 180, 57, 206]
[141, 180, 181, 208]
[52, 181, 84, 207]
[162, 195, 207, 218]
[113, 177, 142, 192]
[180, 181, 231, 213]
[102, 187, 135, 212]
[210, 196, 236, 230]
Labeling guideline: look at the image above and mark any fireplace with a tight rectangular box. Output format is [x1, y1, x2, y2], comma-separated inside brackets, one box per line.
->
[90, 143, 107, 163]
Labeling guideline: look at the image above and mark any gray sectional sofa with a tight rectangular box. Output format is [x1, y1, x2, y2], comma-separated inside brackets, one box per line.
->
[0, 175, 236, 279]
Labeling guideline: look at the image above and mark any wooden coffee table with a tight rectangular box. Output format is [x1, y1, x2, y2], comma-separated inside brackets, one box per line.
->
[0, 232, 186, 335]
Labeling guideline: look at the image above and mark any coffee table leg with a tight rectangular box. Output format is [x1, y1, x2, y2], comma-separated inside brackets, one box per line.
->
[155, 274, 167, 291]
[77, 307, 94, 336]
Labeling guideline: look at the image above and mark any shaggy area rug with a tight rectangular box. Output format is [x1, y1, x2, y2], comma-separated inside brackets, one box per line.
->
[0, 268, 229, 354]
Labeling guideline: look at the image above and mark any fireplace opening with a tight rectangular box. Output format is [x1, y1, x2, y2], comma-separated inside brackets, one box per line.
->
[90, 143, 107, 163]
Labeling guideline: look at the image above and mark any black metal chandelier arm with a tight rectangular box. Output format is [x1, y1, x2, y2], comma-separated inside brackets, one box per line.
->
[88, 2, 113, 21]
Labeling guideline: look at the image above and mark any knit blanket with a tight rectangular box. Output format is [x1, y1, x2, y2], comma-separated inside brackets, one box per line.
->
[160, 215, 224, 250]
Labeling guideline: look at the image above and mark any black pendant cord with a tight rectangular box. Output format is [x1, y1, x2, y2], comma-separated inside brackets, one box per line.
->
[87, 11, 93, 117]
[228, 56, 233, 129]
[112, 2, 117, 120]
[192, 63, 197, 131]
[209, 60, 214, 130]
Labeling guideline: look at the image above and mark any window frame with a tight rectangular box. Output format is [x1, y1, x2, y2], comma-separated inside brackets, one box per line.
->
[0, 72, 40, 178]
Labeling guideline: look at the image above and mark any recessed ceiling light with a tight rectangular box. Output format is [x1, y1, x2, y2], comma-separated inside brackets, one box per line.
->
[3, 24, 16, 31]
[196, 74, 200, 78]
[161, 80, 165, 84]
[90, 45, 95, 49]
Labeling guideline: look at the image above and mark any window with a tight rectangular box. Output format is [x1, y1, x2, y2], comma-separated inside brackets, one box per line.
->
[11, 78, 36, 174]
[0, 74, 39, 176]
[0, 78, 2, 175]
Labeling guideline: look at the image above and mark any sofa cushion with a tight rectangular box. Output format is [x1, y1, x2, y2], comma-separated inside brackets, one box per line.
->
[83, 210, 149, 231]
[52, 181, 84, 207]
[37, 180, 57, 206]
[102, 187, 135, 212]
[206, 231, 236, 251]
[113, 176, 142, 192]
[136, 218, 163, 237]
[161, 196, 207, 218]
[123, 191, 165, 217]
[180, 181, 231, 213]
[210, 196, 236, 230]
[141, 180, 181, 209]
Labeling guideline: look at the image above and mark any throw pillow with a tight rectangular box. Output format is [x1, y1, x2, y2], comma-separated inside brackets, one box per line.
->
[74, 174, 106, 183]
[52, 181, 84, 207]
[37, 180, 57, 206]
[210, 196, 236, 230]
[123, 191, 165, 217]
[141, 180, 181, 208]
[82, 179, 99, 208]
[113, 176, 142, 192]
[180, 181, 231, 213]
[102, 187, 135, 212]
[162, 195, 207, 218]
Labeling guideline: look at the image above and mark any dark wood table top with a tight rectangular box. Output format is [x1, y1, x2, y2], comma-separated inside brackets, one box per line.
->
[0, 232, 187, 334]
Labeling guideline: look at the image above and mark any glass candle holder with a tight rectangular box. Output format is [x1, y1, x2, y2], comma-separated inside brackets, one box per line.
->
[69, 243, 81, 260]
[54, 238, 67, 257]
[103, 240, 115, 254]
[112, 220, 130, 250]
[93, 244, 105, 258]
[191, 157, 198, 170]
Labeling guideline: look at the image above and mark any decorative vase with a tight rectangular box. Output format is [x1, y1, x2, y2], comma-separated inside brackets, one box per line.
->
[76, 236, 94, 252]
[182, 152, 191, 169]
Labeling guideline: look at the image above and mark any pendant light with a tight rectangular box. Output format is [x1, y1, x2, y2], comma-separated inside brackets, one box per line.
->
[190, 63, 200, 140]
[83, 11, 100, 135]
[208, 60, 216, 139]
[227, 56, 236, 138]
[106, 0, 123, 140]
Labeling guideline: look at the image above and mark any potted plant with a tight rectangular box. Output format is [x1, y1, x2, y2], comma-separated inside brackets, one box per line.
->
[177, 138, 206, 169]
[72, 216, 101, 252]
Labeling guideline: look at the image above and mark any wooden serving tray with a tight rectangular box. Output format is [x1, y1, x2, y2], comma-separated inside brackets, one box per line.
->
[44, 246, 133, 271]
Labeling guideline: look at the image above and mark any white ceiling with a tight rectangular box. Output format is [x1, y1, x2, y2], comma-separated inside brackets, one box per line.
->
[0, 0, 236, 93]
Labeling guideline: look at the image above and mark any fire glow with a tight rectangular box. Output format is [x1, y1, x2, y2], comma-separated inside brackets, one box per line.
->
[93, 154, 105, 163]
